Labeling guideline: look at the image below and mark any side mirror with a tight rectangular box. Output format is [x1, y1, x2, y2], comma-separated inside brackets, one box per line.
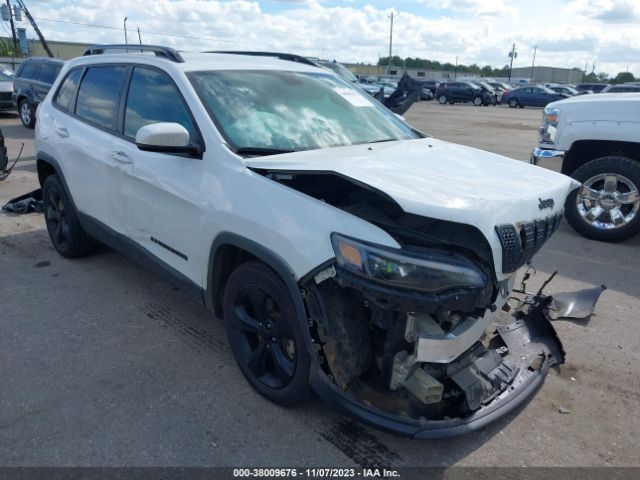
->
[135, 123, 200, 155]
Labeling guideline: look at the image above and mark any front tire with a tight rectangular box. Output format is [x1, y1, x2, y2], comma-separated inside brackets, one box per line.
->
[438, 94, 448, 104]
[223, 261, 311, 406]
[19, 99, 35, 129]
[43, 174, 94, 257]
[508, 98, 519, 108]
[565, 155, 640, 242]
[473, 96, 483, 106]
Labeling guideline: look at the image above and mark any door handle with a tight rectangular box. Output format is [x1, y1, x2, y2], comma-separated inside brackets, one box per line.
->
[111, 151, 132, 164]
[55, 126, 69, 138]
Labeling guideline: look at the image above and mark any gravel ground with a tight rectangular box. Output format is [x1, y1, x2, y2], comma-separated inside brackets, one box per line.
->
[1, 102, 638, 468]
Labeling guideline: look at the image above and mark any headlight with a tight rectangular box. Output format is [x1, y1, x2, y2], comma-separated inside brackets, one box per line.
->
[331, 233, 488, 293]
[540, 107, 560, 143]
[544, 106, 560, 126]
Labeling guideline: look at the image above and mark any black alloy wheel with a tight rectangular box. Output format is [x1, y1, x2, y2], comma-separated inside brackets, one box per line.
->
[223, 261, 311, 406]
[42, 174, 94, 258]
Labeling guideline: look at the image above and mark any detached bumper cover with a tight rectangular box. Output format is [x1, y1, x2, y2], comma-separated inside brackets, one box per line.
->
[310, 302, 564, 438]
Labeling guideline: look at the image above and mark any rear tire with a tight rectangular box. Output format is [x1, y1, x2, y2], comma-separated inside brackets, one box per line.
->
[19, 99, 35, 129]
[223, 261, 311, 406]
[565, 155, 640, 242]
[43, 174, 94, 258]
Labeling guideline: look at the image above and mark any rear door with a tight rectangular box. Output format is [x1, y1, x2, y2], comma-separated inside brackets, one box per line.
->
[518, 87, 532, 105]
[50, 65, 129, 233]
[109, 66, 206, 282]
[15, 61, 40, 102]
[449, 83, 462, 101]
[34, 62, 61, 104]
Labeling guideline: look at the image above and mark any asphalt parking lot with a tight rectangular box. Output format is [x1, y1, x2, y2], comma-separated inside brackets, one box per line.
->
[1, 102, 639, 468]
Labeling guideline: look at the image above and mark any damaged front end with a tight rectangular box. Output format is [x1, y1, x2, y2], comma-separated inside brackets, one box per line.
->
[250, 167, 599, 436]
[302, 254, 603, 438]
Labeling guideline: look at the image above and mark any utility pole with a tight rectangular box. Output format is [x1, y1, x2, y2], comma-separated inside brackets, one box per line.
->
[123, 17, 128, 44]
[387, 12, 394, 67]
[530, 45, 537, 82]
[454, 56, 458, 79]
[6, 0, 17, 69]
[137, 27, 142, 45]
[508, 42, 517, 82]
[15, 0, 53, 57]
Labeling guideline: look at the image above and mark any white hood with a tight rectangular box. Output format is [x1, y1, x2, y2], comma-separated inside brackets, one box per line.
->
[245, 138, 579, 274]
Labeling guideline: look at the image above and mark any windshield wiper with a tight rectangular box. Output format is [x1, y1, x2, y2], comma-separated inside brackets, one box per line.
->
[359, 138, 397, 145]
[235, 147, 296, 157]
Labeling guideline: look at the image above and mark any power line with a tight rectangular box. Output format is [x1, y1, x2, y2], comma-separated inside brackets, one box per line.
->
[30, 16, 249, 45]
[28, 15, 336, 55]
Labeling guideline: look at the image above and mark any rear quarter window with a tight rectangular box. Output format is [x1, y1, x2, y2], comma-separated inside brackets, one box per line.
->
[54, 68, 83, 112]
[17, 62, 39, 80]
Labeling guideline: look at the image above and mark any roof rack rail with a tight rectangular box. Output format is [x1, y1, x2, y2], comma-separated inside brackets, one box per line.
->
[207, 51, 318, 67]
[82, 44, 184, 63]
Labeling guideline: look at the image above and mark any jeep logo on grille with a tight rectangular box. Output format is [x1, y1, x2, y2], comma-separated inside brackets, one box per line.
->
[538, 198, 554, 210]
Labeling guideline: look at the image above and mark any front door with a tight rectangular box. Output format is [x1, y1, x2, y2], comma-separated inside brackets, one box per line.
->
[111, 66, 206, 284]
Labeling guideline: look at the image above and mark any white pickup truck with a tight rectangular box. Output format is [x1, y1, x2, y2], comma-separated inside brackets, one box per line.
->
[532, 93, 640, 242]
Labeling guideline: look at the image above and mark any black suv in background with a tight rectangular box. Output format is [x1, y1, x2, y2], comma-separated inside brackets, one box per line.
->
[435, 81, 493, 106]
[600, 84, 640, 93]
[575, 82, 609, 93]
[12, 57, 64, 128]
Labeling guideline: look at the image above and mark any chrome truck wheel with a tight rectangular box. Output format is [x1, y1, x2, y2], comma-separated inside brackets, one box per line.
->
[566, 155, 640, 242]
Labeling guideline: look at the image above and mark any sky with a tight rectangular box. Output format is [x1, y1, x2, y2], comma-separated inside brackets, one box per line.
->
[8, 0, 640, 77]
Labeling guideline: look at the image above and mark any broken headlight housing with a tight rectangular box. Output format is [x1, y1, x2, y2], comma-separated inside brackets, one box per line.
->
[331, 233, 488, 293]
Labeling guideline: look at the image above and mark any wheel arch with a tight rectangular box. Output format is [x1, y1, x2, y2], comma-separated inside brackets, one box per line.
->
[206, 233, 313, 352]
[36, 152, 81, 216]
[563, 140, 640, 176]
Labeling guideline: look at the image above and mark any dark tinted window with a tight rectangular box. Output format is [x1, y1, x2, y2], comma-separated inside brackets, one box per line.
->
[76, 66, 127, 130]
[123, 68, 196, 141]
[54, 68, 83, 112]
[18, 62, 39, 80]
[38, 63, 61, 84]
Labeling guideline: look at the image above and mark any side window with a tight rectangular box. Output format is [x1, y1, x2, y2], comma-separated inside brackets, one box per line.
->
[54, 68, 83, 112]
[18, 62, 39, 80]
[38, 63, 60, 84]
[76, 66, 127, 130]
[123, 67, 197, 143]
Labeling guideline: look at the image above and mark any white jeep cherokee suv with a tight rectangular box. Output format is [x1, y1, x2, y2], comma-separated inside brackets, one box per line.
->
[36, 45, 582, 438]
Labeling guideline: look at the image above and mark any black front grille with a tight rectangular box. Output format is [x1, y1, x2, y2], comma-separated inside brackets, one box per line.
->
[0, 92, 12, 101]
[495, 213, 563, 273]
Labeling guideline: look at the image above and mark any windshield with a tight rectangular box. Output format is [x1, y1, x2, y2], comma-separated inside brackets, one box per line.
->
[318, 61, 359, 83]
[189, 70, 420, 154]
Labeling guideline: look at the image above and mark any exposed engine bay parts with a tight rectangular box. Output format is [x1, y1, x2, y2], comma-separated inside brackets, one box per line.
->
[302, 260, 604, 438]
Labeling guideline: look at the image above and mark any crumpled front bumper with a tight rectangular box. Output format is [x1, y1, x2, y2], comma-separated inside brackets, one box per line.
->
[310, 301, 564, 438]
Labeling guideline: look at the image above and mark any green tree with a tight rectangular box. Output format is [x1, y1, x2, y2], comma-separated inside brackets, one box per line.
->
[0, 38, 18, 57]
[611, 71, 635, 84]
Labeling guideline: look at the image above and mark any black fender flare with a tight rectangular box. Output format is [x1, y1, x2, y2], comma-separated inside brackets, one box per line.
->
[206, 232, 314, 355]
[36, 152, 80, 216]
